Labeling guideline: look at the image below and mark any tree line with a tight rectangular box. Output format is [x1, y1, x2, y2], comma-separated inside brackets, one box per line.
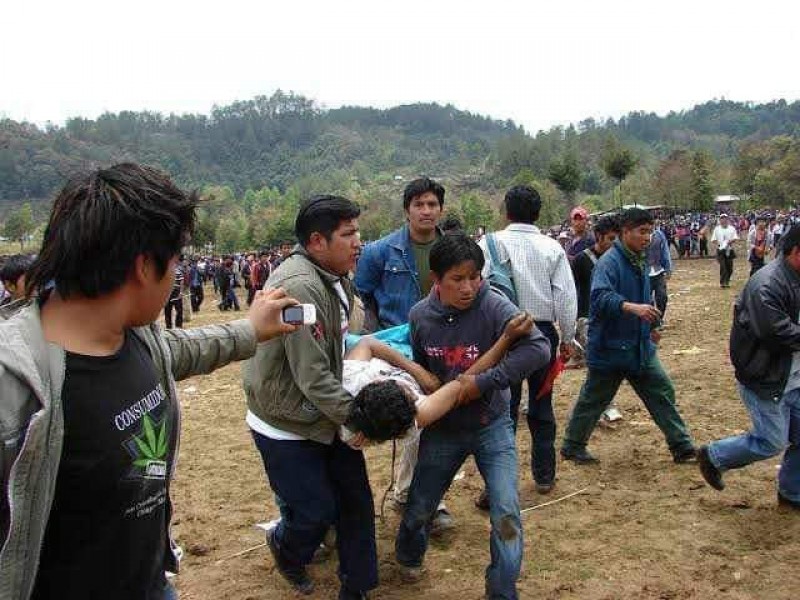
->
[3, 94, 800, 249]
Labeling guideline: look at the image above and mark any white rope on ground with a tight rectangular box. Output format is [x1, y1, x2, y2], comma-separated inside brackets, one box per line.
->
[520, 486, 590, 515]
[214, 542, 267, 564]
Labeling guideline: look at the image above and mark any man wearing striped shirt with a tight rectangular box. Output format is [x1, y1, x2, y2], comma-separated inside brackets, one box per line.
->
[479, 185, 577, 497]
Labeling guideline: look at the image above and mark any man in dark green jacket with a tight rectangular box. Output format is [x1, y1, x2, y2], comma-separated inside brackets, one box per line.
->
[243, 195, 375, 600]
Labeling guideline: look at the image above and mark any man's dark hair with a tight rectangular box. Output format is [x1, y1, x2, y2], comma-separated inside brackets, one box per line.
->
[402, 177, 445, 211]
[594, 215, 621, 237]
[429, 231, 485, 277]
[440, 215, 463, 233]
[0, 254, 35, 285]
[346, 380, 416, 442]
[26, 163, 197, 298]
[619, 207, 653, 229]
[781, 224, 800, 256]
[504, 186, 541, 224]
[294, 195, 360, 246]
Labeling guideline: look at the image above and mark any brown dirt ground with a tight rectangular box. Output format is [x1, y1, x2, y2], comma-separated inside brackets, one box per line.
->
[170, 258, 799, 600]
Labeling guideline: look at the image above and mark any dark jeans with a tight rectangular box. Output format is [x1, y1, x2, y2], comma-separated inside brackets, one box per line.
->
[164, 296, 183, 329]
[251, 431, 378, 593]
[190, 285, 204, 312]
[510, 321, 558, 485]
[650, 273, 668, 319]
[717, 249, 734, 286]
[396, 416, 521, 599]
[699, 238, 709, 257]
[562, 354, 694, 458]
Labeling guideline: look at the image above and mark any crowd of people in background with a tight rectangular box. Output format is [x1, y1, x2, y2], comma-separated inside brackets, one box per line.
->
[1, 164, 798, 600]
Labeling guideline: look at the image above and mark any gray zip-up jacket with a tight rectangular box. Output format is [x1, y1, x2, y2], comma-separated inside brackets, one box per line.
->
[0, 302, 257, 600]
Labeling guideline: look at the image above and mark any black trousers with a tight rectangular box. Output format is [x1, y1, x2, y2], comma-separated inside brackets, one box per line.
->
[190, 285, 204, 312]
[510, 321, 559, 485]
[717, 250, 734, 286]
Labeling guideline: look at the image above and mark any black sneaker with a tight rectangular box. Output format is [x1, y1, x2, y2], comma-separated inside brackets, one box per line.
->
[697, 445, 725, 491]
[560, 447, 599, 464]
[778, 492, 800, 511]
[266, 528, 315, 595]
[672, 445, 698, 464]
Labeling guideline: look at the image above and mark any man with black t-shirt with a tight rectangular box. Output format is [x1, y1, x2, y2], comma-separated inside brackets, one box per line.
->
[0, 164, 298, 600]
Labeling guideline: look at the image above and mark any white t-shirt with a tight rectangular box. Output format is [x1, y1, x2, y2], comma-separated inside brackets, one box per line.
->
[712, 225, 738, 250]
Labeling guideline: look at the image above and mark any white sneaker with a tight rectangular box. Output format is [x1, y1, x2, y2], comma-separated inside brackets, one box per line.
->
[603, 407, 623, 422]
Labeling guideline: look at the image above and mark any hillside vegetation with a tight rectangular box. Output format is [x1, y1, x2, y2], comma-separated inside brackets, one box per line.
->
[2, 93, 799, 248]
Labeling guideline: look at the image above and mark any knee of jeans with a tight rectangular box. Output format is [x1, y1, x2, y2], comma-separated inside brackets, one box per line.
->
[492, 513, 521, 543]
[754, 435, 786, 458]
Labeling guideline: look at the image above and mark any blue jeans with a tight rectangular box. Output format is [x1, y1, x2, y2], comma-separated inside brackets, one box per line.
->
[251, 432, 378, 593]
[396, 416, 522, 600]
[510, 322, 558, 485]
[161, 580, 178, 600]
[708, 384, 800, 503]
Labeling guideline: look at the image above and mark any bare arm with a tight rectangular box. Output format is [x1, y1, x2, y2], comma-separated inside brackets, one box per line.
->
[346, 336, 441, 393]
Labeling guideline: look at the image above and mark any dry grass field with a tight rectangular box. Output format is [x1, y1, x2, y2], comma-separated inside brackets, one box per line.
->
[169, 257, 799, 600]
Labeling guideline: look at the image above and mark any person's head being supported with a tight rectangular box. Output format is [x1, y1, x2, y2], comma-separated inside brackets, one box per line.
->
[593, 215, 621, 255]
[619, 208, 653, 254]
[346, 379, 417, 442]
[295, 195, 361, 276]
[27, 163, 197, 327]
[403, 178, 444, 243]
[430, 232, 484, 311]
[504, 185, 541, 225]
[1, 254, 35, 300]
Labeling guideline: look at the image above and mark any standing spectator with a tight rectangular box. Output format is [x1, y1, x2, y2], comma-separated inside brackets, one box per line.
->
[565, 206, 595, 264]
[561, 208, 696, 464]
[163, 257, 185, 329]
[698, 225, 800, 511]
[698, 220, 710, 257]
[252, 250, 273, 295]
[395, 232, 550, 597]
[188, 256, 205, 312]
[354, 178, 455, 532]
[479, 185, 577, 497]
[355, 177, 445, 331]
[242, 253, 255, 306]
[0, 254, 35, 318]
[711, 214, 739, 288]
[243, 196, 377, 599]
[648, 220, 673, 320]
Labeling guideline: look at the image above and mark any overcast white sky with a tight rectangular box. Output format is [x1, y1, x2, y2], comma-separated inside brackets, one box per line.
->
[2, 0, 797, 134]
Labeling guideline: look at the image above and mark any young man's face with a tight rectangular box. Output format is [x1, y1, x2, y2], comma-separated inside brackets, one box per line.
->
[314, 219, 361, 275]
[406, 192, 442, 238]
[434, 260, 482, 310]
[596, 231, 618, 255]
[280, 243, 293, 257]
[622, 223, 652, 254]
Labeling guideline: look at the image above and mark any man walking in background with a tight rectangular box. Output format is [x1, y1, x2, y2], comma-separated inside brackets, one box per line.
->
[712, 214, 739, 288]
[479, 185, 577, 497]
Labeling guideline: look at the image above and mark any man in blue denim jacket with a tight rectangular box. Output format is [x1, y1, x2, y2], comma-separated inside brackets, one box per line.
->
[561, 208, 696, 464]
[355, 177, 445, 331]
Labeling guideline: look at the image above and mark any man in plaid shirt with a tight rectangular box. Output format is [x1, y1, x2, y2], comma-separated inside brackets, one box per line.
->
[479, 185, 577, 497]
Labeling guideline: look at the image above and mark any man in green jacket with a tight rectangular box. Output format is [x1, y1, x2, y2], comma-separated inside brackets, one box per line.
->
[242, 195, 374, 600]
[0, 164, 298, 600]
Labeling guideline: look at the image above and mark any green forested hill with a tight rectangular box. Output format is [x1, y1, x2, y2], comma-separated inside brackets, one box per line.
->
[2, 93, 799, 248]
